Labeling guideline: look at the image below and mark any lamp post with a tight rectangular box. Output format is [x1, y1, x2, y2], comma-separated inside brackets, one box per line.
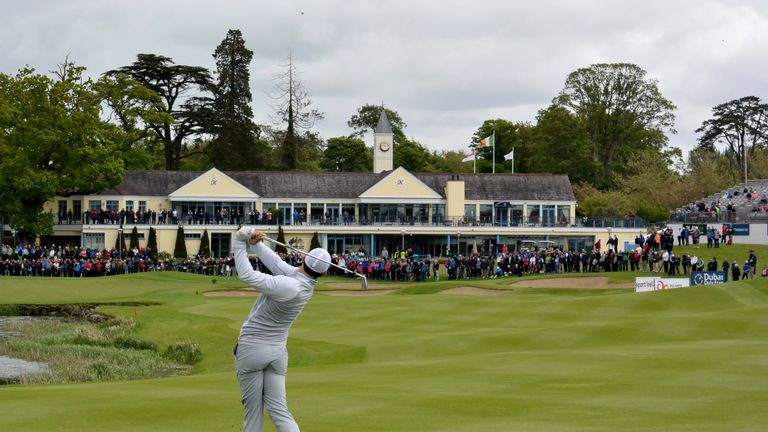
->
[457, 232, 462, 255]
[401, 230, 405, 251]
[118, 228, 123, 258]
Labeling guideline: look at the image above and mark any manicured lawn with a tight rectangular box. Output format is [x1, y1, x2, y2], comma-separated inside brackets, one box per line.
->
[1, 246, 767, 431]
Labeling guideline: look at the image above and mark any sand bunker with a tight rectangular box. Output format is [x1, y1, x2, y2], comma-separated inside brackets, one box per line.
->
[326, 282, 399, 289]
[438, 287, 509, 296]
[203, 289, 259, 297]
[319, 290, 396, 297]
[509, 276, 633, 289]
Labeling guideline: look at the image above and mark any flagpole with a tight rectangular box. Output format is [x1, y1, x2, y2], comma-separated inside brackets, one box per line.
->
[492, 131, 496, 174]
[511, 148, 514, 174]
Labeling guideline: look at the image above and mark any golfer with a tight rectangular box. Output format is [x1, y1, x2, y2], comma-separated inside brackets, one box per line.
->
[233, 227, 330, 432]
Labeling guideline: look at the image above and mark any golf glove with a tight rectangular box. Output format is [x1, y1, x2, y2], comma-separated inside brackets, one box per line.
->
[235, 227, 253, 243]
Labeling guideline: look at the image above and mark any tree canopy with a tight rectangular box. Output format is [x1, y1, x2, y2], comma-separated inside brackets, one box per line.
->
[108, 54, 213, 170]
[348, 104, 407, 144]
[321, 137, 372, 172]
[0, 62, 125, 238]
[555, 63, 676, 189]
[696, 96, 768, 183]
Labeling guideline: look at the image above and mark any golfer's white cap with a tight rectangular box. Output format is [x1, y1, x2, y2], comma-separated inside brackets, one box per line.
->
[305, 248, 331, 274]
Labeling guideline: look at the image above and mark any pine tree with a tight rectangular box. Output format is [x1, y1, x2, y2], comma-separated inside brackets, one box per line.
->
[207, 29, 270, 170]
[147, 227, 158, 260]
[130, 226, 140, 249]
[275, 225, 287, 254]
[310, 231, 320, 250]
[199, 229, 211, 258]
[174, 226, 188, 258]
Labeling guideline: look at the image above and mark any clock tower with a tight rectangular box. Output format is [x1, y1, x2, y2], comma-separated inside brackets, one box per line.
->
[373, 110, 394, 173]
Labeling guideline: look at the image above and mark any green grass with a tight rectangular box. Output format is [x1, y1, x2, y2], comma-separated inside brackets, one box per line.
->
[0, 244, 767, 431]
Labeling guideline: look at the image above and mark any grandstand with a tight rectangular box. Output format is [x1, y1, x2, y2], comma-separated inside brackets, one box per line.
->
[670, 179, 768, 224]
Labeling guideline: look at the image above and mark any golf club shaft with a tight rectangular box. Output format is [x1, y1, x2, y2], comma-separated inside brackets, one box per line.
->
[261, 236, 368, 281]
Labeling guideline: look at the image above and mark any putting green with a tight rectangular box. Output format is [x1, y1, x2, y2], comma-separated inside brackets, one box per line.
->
[1, 248, 767, 431]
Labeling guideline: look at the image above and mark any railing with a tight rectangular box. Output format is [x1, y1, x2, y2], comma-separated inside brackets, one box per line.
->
[57, 215, 647, 230]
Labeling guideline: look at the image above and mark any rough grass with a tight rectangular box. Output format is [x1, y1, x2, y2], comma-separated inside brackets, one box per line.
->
[0, 243, 766, 431]
[0, 318, 190, 384]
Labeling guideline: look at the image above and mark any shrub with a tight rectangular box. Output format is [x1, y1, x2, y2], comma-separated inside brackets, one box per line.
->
[163, 341, 203, 365]
[173, 226, 187, 259]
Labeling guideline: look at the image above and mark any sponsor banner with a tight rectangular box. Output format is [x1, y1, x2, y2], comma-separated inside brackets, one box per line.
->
[635, 277, 690, 293]
[691, 271, 727, 286]
[635, 277, 656, 292]
[732, 224, 750, 236]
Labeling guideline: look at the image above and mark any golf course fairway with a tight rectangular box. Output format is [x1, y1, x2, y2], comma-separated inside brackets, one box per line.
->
[1, 260, 767, 431]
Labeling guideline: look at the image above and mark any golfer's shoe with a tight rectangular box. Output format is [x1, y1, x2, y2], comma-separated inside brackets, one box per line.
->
[235, 227, 253, 243]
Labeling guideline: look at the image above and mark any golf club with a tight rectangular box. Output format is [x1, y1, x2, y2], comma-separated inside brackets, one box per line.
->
[260, 235, 369, 290]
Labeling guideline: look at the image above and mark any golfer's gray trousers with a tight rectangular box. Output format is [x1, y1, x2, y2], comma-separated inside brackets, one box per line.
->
[235, 341, 299, 432]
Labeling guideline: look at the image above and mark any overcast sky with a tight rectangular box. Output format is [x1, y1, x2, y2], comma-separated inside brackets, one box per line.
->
[3, 0, 768, 157]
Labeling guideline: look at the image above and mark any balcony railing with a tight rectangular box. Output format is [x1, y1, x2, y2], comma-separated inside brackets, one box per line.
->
[57, 214, 646, 229]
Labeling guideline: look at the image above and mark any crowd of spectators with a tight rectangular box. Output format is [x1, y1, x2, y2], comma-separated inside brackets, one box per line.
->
[672, 185, 768, 222]
[3, 230, 763, 281]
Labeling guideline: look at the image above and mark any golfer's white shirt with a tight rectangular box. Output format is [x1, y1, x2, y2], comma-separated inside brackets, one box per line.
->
[235, 241, 315, 345]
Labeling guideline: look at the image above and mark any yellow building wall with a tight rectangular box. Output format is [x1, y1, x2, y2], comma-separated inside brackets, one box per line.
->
[445, 181, 465, 219]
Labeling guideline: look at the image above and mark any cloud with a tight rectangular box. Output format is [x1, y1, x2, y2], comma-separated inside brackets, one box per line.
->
[3, 0, 768, 157]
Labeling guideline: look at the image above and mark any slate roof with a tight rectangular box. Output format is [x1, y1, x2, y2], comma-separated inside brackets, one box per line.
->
[102, 170, 575, 202]
[374, 111, 393, 134]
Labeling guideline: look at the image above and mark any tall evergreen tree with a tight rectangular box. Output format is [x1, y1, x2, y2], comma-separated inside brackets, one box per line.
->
[174, 226, 188, 259]
[207, 29, 270, 170]
[310, 231, 320, 250]
[147, 227, 158, 260]
[199, 229, 211, 258]
[275, 225, 287, 254]
[130, 226, 140, 250]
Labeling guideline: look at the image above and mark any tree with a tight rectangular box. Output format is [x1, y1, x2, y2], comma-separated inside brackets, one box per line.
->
[115, 231, 128, 256]
[199, 229, 211, 258]
[526, 105, 595, 184]
[348, 104, 407, 144]
[174, 226, 187, 259]
[321, 136, 372, 171]
[147, 227, 158, 260]
[130, 226, 140, 250]
[0, 62, 125, 239]
[555, 63, 676, 189]
[108, 54, 213, 170]
[275, 226, 287, 254]
[471, 119, 519, 173]
[310, 232, 320, 250]
[696, 96, 768, 183]
[394, 139, 436, 172]
[431, 150, 474, 173]
[206, 29, 269, 170]
[270, 54, 324, 170]
[96, 72, 170, 169]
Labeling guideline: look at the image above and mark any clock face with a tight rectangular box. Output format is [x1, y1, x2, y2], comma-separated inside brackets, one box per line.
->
[379, 142, 390, 152]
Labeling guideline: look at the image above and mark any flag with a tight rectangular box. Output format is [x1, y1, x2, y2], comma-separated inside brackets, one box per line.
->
[479, 135, 494, 148]
[462, 151, 475, 163]
[504, 148, 514, 161]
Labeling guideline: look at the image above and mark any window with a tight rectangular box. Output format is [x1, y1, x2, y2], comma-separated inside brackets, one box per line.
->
[527, 205, 540, 225]
[184, 233, 202, 240]
[557, 205, 571, 225]
[106, 200, 119, 212]
[73, 200, 82, 219]
[138, 201, 147, 211]
[510, 204, 524, 226]
[88, 200, 101, 210]
[83, 233, 105, 250]
[478, 204, 492, 224]
[542, 205, 556, 227]
[58, 200, 67, 214]
[431, 204, 445, 224]
[126, 200, 134, 210]
[464, 204, 476, 221]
